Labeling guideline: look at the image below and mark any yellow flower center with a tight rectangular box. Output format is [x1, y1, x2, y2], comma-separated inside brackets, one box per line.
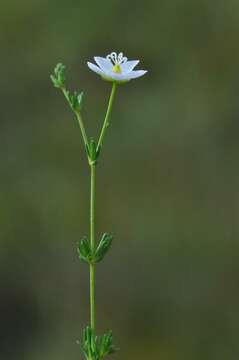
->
[112, 64, 121, 73]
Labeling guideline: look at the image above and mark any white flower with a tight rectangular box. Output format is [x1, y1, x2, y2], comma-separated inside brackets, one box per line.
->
[87, 52, 147, 83]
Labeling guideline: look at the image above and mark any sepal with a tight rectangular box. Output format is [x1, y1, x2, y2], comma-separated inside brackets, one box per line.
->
[94, 233, 113, 263]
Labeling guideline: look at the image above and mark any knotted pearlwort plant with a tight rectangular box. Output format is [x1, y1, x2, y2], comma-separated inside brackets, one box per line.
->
[50, 52, 147, 360]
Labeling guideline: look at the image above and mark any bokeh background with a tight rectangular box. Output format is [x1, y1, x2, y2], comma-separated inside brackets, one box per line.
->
[1, 0, 239, 359]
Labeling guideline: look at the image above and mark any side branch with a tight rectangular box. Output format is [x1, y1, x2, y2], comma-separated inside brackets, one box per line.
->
[97, 82, 117, 153]
[61, 87, 89, 148]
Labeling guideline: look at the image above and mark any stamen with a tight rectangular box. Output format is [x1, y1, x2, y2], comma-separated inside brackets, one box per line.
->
[118, 52, 123, 62]
[107, 52, 128, 65]
[107, 52, 116, 64]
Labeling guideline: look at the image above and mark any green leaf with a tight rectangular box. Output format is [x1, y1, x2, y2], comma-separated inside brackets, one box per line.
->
[81, 327, 97, 359]
[77, 237, 93, 264]
[50, 74, 58, 87]
[86, 138, 99, 165]
[65, 90, 84, 112]
[69, 91, 78, 110]
[98, 330, 117, 357]
[94, 233, 113, 263]
[77, 91, 84, 109]
[96, 144, 101, 159]
[50, 63, 66, 88]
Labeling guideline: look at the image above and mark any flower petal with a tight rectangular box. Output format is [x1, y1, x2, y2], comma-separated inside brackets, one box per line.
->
[87, 62, 105, 76]
[104, 71, 127, 81]
[94, 57, 113, 72]
[120, 60, 139, 73]
[125, 70, 147, 79]
[100, 69, 147, 82]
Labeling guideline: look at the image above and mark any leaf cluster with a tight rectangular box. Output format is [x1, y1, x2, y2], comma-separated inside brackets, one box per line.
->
[77, 233, 113, 264]
[86, 139, 101, 165]
[64, 89, 84, 112]
[50, 63, 83, 112]
[50, 63, 66, 88]
[80, 326, 117, 360]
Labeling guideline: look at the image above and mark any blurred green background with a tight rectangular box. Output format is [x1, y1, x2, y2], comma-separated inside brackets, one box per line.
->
[1, 0, 239, 359]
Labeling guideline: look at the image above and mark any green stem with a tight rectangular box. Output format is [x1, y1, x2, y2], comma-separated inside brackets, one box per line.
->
[75, 112, 88, 147]
[90, 163, 96, 331]
[97, 82, 117, 152]
[89, 83, 117, 332]
[62, 87, 89, 147]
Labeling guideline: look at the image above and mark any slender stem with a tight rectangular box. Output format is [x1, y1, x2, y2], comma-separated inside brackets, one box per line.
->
[60, 82, 117, 336]
[62, 87, 89, 147]
[75, 112, 88, 147]
[97, 82, 117, 152]
[90, 163, 96, 331]
[89, 83, 117, 332]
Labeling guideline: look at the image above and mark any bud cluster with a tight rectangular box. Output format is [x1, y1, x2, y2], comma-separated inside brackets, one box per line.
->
[50, 63, 84, 112]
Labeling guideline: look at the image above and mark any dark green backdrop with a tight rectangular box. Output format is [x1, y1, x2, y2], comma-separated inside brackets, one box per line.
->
[1, 0, 239, 359]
